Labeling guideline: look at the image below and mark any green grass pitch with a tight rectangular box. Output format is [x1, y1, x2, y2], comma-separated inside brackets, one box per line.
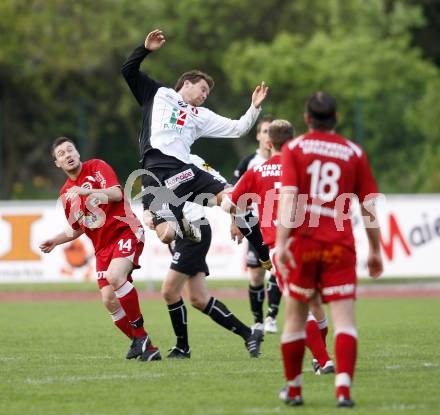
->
[0, 293, 439, 414]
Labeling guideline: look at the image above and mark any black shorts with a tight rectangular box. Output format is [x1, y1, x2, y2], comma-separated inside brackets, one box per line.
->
[246, 242, 261, 268]
[141, 161, 226, 224]
[168, 219, 212, 276]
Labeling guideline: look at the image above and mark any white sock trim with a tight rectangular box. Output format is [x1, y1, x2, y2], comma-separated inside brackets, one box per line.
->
[114, 281, 134, 299]
[110, 307, 126, 322]
[287, 374, 303, 387]
[306, 312, 316, 322]
[334, 327, 357, 338]
[335, 372, 352, 387]
[281, 331, 306, 344]
[317, 317, 328, 330]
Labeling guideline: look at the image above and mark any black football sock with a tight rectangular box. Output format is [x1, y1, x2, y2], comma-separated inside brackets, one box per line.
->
[234, 212, 270, 262]
[249, 284, 265, 324]
[202, 297, 251, 340]
[266, 274, 282, 319]
[167, 298, 189, 350]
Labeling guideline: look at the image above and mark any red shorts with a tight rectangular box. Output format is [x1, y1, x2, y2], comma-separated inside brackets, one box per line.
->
[95, 230, 144, 289]
[283, 237, 357, 303]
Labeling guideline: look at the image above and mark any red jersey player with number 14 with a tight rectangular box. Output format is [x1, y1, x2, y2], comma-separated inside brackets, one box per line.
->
[276, 92, 383, 408]
[40, 137, 161, 362]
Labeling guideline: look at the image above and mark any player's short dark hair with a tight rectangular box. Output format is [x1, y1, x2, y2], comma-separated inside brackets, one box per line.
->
[51, 136, 76, 159]
[175, 70, 214, 92]
[268, 120, 295, 150]
[306, 91, 337, 130]
[256, 115, 275, 134]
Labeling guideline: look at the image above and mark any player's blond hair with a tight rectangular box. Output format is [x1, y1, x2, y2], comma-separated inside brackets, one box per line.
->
[268, 120, 295, 150]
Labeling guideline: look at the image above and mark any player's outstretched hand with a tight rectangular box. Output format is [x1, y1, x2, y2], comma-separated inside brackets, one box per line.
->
[367, 251, 383, 279]
[230, 222, 244, 244]
[252, 81, 269, 108]
[39, 239, 56, 253]
[65, 186, 89, 201]
[144, 29, 166, 51]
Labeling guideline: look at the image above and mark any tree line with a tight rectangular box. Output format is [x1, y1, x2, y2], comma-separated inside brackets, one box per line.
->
[0, 0, 439, 198]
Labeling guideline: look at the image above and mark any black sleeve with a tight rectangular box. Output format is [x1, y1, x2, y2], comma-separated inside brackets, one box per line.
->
[121, 45, 162, 106]
[230, 154, 254, 185]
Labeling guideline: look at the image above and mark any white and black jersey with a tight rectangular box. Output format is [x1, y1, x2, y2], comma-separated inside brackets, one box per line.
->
[122, 45, 261, 169]
[230, 150, 268, 185]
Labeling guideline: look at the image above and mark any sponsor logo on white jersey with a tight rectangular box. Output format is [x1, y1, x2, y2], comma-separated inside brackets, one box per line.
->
[164, 169, 195, 189]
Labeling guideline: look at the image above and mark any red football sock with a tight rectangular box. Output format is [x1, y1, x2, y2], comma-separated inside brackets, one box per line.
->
[280, 333, 306, 399]
[114, 281, 147, 337]
[335, 329, 357, 400]
[110, 307, 133, 339]
[320, 326, 328, 344]
[306, 318, 331, 367]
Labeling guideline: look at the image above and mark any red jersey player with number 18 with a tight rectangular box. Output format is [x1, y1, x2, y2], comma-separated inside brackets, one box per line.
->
[39, 137, 161, 362]
[276, 92, 383, 408]
[224, 119, 335, 374]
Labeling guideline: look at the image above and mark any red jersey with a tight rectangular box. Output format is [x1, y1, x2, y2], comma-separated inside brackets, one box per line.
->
[229, 154, 282, 248]
[60, 159, 142, 253]
[281, 131, 378, 250]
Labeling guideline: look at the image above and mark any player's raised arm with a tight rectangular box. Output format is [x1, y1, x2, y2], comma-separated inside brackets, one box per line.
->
[121, 29, 164, 106]
[144, 29, 166, 51]
[198, 82, 269, 139]
[252, 81, 269, 109]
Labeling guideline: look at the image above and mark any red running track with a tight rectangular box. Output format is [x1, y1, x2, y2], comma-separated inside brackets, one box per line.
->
[1, 283, 440, 302]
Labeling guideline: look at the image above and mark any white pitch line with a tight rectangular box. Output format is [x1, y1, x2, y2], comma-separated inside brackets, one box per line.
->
[422, 362, 439, 368]
[15, 367, 281, 386]
[244, 407, 282, 414]
[0, 356, 24, 362]
[23, 372, 166, 385]
[385, 365, 402, 370]
[379, 403, 427, 411]
[385, 362, 438, 370]
[52, 355, 113, 360]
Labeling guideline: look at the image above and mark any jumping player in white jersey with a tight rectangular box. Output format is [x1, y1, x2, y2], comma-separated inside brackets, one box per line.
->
[122, 29, 272, 271]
